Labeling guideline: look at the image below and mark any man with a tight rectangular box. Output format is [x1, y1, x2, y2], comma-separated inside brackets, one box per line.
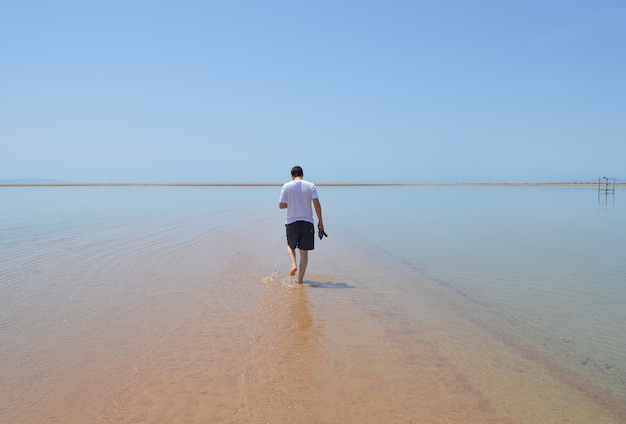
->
[278, 166, 324, 284]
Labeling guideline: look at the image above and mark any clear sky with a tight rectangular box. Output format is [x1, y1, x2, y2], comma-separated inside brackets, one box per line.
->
[2, 1, 625, 183]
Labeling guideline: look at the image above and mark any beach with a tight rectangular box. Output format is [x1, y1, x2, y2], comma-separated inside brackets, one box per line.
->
[1, 186, 624, 423]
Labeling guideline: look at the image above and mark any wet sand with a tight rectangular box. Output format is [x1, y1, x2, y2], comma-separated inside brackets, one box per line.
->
[1, 190, 625, 423]
[93, 243, 625, 423]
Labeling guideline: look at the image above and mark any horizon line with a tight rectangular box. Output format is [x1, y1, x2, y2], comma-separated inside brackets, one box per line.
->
[0, 181, 622, 187]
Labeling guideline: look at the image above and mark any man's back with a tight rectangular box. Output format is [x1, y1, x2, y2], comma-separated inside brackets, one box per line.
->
[279, 179, 318, 224]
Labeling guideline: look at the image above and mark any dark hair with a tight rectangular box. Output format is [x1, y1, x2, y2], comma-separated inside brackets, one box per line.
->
[291, 166, 303, 177]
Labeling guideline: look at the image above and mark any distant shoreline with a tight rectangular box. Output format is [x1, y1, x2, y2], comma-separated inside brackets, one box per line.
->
[0, 182, 622, 187]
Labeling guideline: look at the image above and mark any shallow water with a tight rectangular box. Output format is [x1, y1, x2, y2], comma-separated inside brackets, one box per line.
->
[1, 186, 624, 422]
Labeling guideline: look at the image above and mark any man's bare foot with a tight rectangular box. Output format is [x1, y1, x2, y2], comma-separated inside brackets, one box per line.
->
[289, 266, 297, 276]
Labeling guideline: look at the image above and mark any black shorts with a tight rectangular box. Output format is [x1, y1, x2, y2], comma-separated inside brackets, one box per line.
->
[285, 221, 315, 250]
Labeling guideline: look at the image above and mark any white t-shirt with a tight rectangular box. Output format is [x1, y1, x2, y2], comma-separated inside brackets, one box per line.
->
[279, 179, 319, 225]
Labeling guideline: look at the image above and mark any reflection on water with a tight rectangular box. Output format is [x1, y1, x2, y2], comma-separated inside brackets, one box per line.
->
[234, 275, 326, 423]
[598, 190, 615, 207]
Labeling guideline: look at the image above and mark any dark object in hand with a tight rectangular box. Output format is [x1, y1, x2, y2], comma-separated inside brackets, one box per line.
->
[318, 229, 328, 240]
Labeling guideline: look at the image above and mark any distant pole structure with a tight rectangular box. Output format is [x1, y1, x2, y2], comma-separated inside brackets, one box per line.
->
[598, 176, 615, 194]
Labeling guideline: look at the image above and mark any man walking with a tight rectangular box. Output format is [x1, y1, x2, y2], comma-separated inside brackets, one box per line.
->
[278, 166, 324, 284]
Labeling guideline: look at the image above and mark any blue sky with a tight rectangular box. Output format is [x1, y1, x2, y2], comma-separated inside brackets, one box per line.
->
[2, 1, 625, 183]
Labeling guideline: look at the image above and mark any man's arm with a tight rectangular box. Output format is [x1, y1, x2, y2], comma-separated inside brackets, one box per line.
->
[278, 183, 288, 209]
[312, 198, 323, 229]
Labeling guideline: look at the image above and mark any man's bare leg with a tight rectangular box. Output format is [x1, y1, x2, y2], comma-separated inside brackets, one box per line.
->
[297, 249, 308, 284]
[287, 245, 297, 276]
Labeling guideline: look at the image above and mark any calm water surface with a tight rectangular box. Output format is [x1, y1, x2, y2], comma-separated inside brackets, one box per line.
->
[326, 186, 626, 392]
[1, 185, 624, 422]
